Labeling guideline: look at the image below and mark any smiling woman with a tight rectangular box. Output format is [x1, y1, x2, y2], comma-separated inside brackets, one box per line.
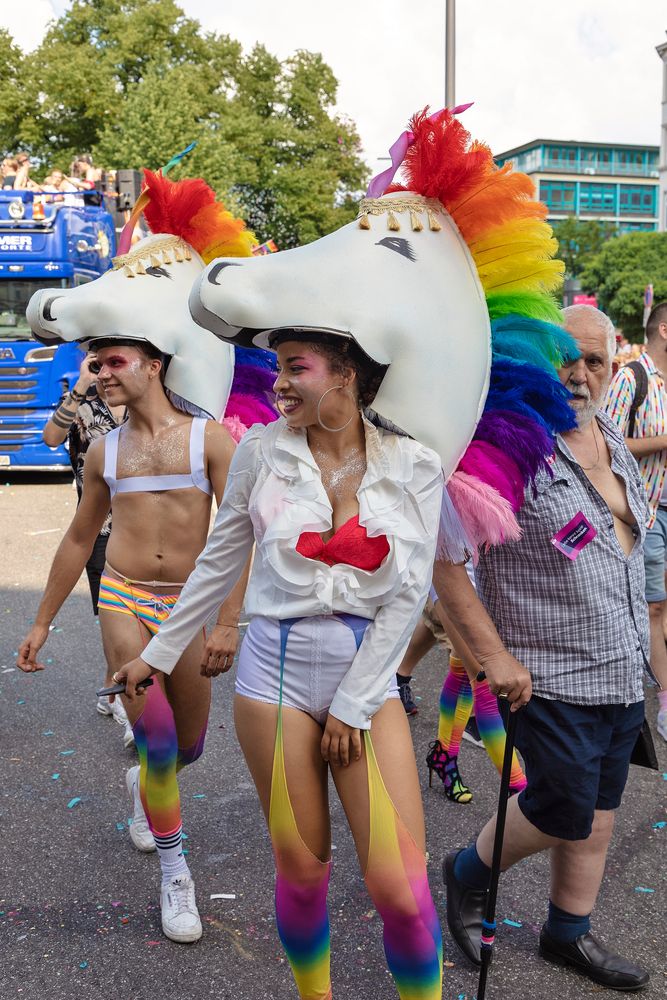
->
[271, 331, 387, 420]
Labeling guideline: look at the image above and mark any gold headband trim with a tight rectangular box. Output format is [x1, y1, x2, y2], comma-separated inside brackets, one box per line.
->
[357, 195, 444, 232]
[112, 235, 193, 275]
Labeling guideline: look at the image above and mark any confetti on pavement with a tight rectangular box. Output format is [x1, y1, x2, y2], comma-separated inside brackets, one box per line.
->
[67, 798, 82, 809]
[210, 893, 236, 900]
[503, 918, 522, 927]
[634, 887, 655, 893]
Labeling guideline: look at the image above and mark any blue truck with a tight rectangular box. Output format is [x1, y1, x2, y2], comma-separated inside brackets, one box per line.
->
[0, 187, 116, 470]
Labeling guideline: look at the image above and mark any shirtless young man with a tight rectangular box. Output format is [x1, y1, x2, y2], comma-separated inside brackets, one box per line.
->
[17, 339, 246, 944]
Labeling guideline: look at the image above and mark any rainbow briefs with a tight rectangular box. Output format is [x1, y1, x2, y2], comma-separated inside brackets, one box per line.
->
[98, 575, 180, 635]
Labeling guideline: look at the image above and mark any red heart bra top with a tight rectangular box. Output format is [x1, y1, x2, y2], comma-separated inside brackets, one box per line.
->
[296, 515, 389, 571]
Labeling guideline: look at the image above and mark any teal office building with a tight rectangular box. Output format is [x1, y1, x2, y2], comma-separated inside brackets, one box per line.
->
[495, 140, 660, 233]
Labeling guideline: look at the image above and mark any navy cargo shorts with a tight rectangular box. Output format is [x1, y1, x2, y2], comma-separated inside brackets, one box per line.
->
[514, 695, 645, 841]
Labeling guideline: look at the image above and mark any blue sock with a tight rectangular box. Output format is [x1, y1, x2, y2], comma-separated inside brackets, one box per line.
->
[453, 844, 491, 890]
[546, 900, 591, 943]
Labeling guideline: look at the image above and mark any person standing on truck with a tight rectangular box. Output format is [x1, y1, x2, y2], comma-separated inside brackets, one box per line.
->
[42, 349, 133, 746]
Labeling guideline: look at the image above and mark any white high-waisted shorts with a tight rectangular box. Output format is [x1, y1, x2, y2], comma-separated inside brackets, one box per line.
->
[235, 614, 400, 725]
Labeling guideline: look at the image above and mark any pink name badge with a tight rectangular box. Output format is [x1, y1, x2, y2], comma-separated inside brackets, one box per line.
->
[552, 512, 597, 561]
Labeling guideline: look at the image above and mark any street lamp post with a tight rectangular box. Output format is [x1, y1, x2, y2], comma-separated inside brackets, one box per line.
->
[445, 0, 456, 109]
[657, 34, 667, 232]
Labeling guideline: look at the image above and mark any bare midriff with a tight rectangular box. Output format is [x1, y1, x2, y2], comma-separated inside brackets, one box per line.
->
[105, 486, 212, 583]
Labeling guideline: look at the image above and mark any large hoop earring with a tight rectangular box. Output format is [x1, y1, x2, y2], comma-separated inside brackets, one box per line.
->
[316, 385, 356, 433]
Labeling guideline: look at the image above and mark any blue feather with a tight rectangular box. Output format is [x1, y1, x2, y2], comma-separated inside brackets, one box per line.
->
[485, 358, 576, 434]
[491, 316, 579, 370]
[233, 345, 276, 371]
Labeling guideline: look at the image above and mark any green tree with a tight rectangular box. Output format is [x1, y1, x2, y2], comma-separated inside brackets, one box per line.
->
[3, 0, 368, 247]
[552, 216, 617, 278]
[579, 231, 667, 340]
[0, 30, 29, 155]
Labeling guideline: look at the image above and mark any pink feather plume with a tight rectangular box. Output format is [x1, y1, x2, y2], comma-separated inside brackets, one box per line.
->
[457, 441, 525, 513]
[447, 471, 522, 557]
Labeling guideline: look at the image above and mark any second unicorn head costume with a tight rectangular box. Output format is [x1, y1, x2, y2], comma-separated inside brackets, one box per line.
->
[189, 108, 577, 552]
[27, 170, 276, 430]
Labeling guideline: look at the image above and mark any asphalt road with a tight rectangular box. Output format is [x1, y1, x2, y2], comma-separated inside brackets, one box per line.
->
[1, 474, 666, 1000]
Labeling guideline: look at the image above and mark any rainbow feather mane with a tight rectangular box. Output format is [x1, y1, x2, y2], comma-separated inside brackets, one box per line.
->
[388, 110, 577, 551]
[140, 170, 277, 437]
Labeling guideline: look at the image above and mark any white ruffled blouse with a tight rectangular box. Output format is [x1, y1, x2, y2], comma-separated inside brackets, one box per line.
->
[141, 415, 443, 729]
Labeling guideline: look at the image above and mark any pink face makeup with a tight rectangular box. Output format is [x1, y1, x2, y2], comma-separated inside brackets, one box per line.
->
[274, 345, 334, 422]
[95, 350, 147, 403]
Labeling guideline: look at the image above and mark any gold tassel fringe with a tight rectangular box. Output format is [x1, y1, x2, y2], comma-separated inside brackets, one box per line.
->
[410, 210, 423, 232]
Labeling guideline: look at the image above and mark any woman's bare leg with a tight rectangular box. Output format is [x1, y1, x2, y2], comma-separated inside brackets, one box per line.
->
[235, 695, 332, 999]
[332, 699, 443, 998]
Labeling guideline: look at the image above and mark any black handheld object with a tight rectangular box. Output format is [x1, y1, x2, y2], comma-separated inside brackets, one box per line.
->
[96, 678, 154, 697]
[476, 707, 519, 1000]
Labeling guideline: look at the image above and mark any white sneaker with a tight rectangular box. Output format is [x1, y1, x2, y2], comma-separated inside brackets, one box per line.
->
[125, 766, 156, 852]
[658, 708, 667, 743]
[123, 721, 135, 749]
[96, 696, 114, 717]
[112, 699, 129, 727]
[160, 876, 202, 943]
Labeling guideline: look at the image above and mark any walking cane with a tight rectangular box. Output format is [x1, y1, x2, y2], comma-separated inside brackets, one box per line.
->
[476, 700, 519, 1000]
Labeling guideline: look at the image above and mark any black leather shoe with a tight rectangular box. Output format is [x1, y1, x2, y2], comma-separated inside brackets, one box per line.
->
[539, 926, 650, 992]
[442, 850, 487, 967]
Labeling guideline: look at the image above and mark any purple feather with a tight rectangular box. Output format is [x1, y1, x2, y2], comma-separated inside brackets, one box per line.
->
[473, 410, 553, 485]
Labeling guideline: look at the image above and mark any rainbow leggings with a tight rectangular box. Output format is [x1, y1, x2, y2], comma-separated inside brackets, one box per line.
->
[99, 574, 207, 873]
[438, 657, 526, 793]
[270, 616, 442, 1000]
[133, 683, 207, 845]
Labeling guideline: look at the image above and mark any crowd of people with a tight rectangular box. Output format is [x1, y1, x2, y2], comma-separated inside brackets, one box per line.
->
[1, 151, 104, 195]
[12, 110, 664, 999]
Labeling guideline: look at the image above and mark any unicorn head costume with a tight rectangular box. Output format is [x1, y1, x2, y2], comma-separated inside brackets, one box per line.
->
[189, 108, 577, 553]
[27, 171, 277, 431]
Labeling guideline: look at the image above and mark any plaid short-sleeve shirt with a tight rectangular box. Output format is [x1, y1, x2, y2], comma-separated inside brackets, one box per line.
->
[475, 412, 650, 706]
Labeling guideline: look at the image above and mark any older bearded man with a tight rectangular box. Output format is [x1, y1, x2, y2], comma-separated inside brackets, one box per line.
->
[434, 305, 653, 992]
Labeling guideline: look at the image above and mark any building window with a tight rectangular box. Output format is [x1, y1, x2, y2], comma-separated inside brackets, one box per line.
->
[546, 145, 576, 169]
[619, 221, 657, 233]
[619, 185, 656, 215]
[539, 180, 576, 212]
[579, 182, 616, 214]
[616, 149, 645, 175]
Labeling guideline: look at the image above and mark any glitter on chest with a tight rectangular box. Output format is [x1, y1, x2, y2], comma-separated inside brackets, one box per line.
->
[314, 449, 367, 496]
[116, 426, 190, 477]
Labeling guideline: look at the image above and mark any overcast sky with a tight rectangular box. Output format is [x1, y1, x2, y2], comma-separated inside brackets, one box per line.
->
[3, 1, 666, 166]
